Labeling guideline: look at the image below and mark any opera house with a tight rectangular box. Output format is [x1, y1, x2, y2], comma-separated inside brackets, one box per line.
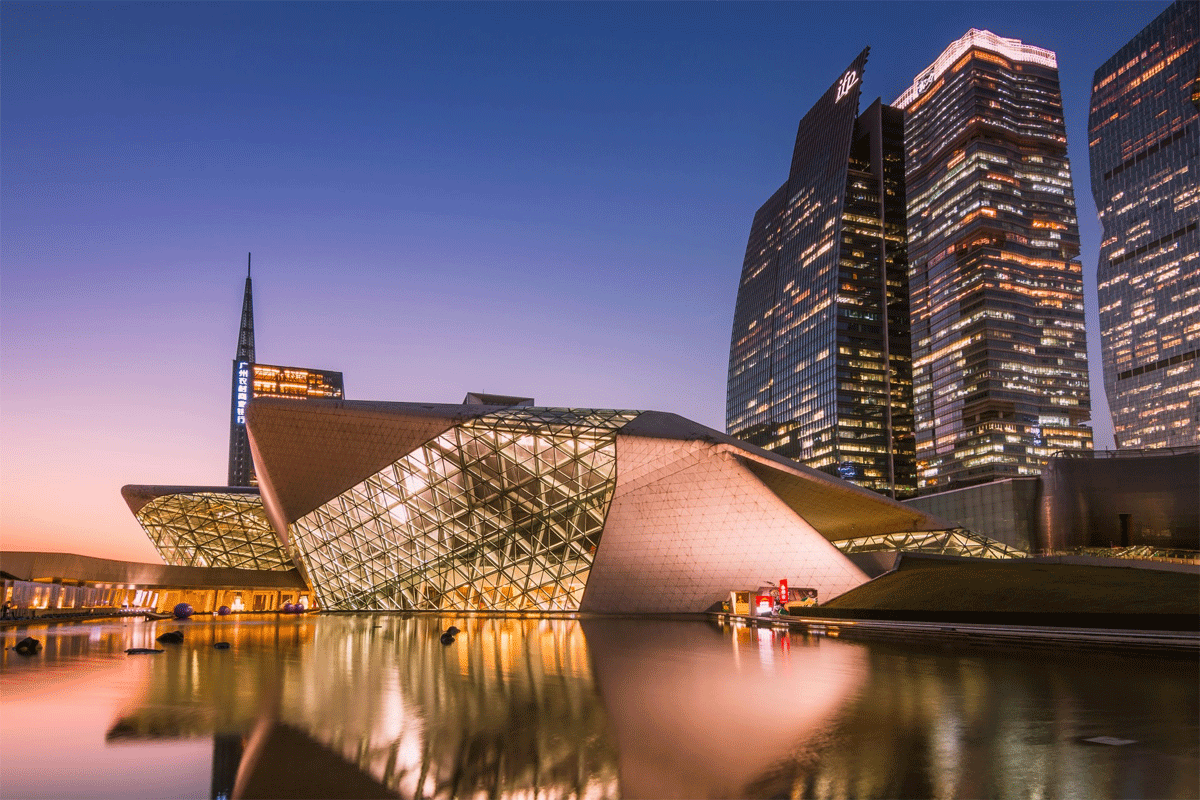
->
[118, 393, 989, 614]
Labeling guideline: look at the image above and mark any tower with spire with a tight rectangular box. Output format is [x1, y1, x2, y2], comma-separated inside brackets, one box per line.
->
[226, 254, 346, 487]
[228, 254, 256, 485]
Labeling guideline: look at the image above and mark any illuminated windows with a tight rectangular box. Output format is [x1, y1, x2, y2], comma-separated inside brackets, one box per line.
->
[1089, 1, 1199, 449]
[726, 49, 916, 498]
[125, 488, 292, 571]
[290, 408, 638, 611]
[899, 30, 1093, 490]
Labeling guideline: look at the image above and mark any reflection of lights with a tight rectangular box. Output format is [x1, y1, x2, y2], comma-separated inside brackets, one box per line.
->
[757, 627, 774, 671]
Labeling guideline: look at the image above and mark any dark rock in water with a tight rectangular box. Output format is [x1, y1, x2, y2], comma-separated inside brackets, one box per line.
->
[13, 637, 42, 656]
[156, 630, 185, 644]
[213, 642, 232, 649]
[125, 648, 164, 655]
[445, 626, 460, 635]
[439, 632, 455, 645]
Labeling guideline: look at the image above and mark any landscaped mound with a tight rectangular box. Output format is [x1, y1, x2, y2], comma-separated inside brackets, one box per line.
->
[797, 556, 1199, 630]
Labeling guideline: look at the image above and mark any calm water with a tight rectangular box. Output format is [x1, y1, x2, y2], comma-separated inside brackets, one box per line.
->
[0, 615, 1196, 799]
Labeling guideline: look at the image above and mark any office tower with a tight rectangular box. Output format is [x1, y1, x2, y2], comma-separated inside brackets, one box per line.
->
[227, 257, 345, 486]
[727, 48, 916, 497]
[1089, 0, 1199, 449]
[895, 30, 1092, 492]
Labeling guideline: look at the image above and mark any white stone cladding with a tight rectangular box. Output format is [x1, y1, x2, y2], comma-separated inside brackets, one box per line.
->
[581, 435, 869, 613]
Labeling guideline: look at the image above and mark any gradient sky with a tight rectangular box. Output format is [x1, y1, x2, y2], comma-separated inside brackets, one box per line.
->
[1, 1, 1167, 562]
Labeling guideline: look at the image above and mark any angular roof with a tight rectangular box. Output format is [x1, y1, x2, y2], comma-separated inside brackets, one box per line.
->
[463, 392, 534, 407]
[246, 399, 511, 529]
[618, 411, 952, 541]
[246, 399, 952, 545]
[121, 484, 259, 515]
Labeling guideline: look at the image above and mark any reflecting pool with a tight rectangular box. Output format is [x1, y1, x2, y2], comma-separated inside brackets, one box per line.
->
[1, 615, 1196, 799]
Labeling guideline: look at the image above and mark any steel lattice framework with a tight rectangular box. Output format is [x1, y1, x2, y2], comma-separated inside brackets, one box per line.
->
[137, 492, 292, 570]
[291, 407, 640, 611]
[834, 528, 1025, 559]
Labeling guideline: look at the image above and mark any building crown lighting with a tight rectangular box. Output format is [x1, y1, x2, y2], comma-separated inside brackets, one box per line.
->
[893, 29, 1058, 109]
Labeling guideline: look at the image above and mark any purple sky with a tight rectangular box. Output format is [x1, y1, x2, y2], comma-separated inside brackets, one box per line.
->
[1, 2, 1164, 562]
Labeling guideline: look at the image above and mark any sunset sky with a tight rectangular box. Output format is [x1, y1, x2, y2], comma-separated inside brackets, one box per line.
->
[2, 1, 1165, 562]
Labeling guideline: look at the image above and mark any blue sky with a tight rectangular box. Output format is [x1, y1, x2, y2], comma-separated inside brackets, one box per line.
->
[1, 1, 1167, 560]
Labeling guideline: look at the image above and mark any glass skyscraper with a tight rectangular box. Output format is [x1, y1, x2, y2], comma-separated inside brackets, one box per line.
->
[1089, 0, 1199, 449]
[895, 30, 1092, 492]
[727, 49, 916, 497]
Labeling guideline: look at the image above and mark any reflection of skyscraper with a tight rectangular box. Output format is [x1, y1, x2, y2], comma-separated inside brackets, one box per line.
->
[1089, 0, 1200, 449]
[226, 256, 344, 487]
[895, 30, 1092, 492]
[726, 49, 916, 497]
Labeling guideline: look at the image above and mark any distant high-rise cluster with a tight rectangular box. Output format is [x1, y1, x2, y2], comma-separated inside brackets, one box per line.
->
[227, 256, 344, 487]
[1089, 0, 1199, 450]
[729, 27, 1099, 497]
[727, 49, 915, 497]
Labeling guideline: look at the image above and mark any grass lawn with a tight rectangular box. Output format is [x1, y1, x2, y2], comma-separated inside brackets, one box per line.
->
[823, 558, 1200, 616]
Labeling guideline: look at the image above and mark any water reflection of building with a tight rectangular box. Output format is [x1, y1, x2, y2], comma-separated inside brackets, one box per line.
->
[583, 618, 865, 799]
[739, 640, 1200, 800]
[104, 616, 620, 800]
[37, 614, 1194, 800]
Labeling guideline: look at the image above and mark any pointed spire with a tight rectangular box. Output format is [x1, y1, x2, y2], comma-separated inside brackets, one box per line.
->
[236, 253, 255, 362]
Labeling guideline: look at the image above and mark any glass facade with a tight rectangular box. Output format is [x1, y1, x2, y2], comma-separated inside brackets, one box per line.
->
[727, 49, 916, 497]
[834, 528, 1025, 559]
[290, 407, 640, 611]
[896, 30, 1092, 492]
[134, 491, 293, 571]
[1089, 0, 1200, 449]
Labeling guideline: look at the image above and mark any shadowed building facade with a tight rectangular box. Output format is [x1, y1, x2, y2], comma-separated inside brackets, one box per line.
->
[726, 48, 916, 498]
[895, 30, 1092, 492]
[245, 395, 958, 613]
[1089, 0, 1200, 449]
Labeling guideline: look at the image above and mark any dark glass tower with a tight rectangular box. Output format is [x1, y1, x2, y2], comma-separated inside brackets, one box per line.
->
[1089, 0, 1199, 449]
[727, 49, 916, 497]
[226, 256, 345, 486]
[895, 30, 1092, 492]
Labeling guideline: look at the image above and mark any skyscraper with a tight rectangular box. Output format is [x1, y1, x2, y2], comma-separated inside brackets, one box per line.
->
[727, 49, 916, 497]
[226, 256, 345, 486]
[895, 30, 1092, 492]
[228, 257, 257, 486]
[1089, 0, 1199, 449]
